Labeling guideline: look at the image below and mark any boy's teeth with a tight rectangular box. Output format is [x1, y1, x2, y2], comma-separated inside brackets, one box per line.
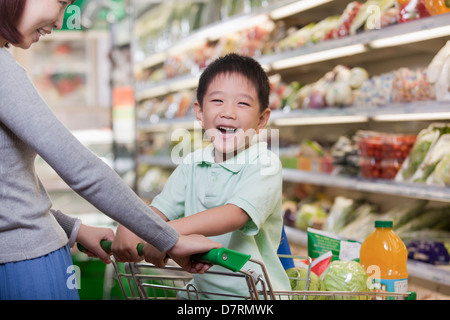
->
[218, 126, 236, 133]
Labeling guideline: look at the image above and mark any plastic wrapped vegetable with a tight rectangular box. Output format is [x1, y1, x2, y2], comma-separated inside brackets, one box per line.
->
[396, 206, 450, 236]
[431, 153, 450, 186]
[320, 260, 369, 299]
[395, 126, 440, 181]
[427, 41, 450, 102]
[413, 134, 450, 183]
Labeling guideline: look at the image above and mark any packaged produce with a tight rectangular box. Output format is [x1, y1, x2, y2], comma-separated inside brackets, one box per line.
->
[357, 131, 416, 179]
[298, 65, 369, 109]
[276, 23, 316, 52]
[380, 199, 428, 230]
[286, 268, 325, 300]
[323, 1, 362, 40]
[413, 134, 450, 183]
[360, 221, 408, 298]
[391, 68, 435, 102]
[330, 135, 360, 176]
[395, 124, 442, 181]
[427, 40, 450, 102]
[338, 203, 380, 241]
[295, 203, 328, 230]
[307, 228, 362, 262]
[396, 0, 431, 22]
[395, 206, 450, 235]
[431, 153, 450, 186]
[353, 71, 394, 107]
[360, 156, 383, 178]
[407, 240, 450, 265]
[319, 260, 369, 298]
[325, 196, 357, 234]
[349, 0, 396, 34]
[424, 0, 450, 15]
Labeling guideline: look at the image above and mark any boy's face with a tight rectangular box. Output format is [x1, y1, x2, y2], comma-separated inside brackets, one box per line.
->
[194, 72, 270, 162]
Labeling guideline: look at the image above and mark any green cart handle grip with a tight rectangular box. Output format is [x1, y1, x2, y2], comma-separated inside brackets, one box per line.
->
[77, 240, 144, 256]
[77, 241, 250, 272]
[193, 248, 251, 272]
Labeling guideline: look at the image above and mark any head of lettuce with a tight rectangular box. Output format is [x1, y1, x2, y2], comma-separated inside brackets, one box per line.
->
[320, 260, 369, 300]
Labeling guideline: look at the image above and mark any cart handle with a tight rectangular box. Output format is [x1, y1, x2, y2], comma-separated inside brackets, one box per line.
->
[77, 240, 251, 272]
[77, 240, 144, 256]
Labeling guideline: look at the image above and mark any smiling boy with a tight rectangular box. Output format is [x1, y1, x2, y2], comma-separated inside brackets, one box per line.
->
[113, 53, 290, 299]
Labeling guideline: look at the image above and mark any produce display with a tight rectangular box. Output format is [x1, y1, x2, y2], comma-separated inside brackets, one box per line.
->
[283, 194, 450, 263]
[135, 0, 449, 85]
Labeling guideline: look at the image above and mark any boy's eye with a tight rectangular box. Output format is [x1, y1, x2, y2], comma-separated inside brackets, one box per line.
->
[211, 99, 223, 104]
[239, 102, 250, 107]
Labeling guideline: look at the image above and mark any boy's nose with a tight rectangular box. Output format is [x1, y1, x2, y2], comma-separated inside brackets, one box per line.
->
[220, 104, 237, 119]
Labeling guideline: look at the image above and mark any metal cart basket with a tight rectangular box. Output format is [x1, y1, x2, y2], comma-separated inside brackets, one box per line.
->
[79, 241, 416, 300]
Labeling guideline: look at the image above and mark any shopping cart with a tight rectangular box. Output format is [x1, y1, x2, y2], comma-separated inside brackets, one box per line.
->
[77, 241, 416, 300]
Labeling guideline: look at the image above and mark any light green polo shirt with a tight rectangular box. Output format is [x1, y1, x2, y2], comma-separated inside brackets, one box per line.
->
[151, 142, 291, 299]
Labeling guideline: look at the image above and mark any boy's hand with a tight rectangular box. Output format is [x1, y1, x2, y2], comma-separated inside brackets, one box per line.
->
[167, 234, 222, 274]
[76, 225, 114, 264]
[142, 243, 168, 267]
[111, 225, 144, 262]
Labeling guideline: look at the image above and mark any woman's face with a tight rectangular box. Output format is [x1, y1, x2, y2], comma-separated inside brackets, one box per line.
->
[15, 0, 70, 49]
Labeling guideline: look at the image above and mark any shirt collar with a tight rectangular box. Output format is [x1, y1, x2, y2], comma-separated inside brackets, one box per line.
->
[193, 142, 268, 173]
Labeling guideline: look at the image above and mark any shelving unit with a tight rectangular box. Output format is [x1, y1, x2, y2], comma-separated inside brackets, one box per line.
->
[130, 0, 450, 296]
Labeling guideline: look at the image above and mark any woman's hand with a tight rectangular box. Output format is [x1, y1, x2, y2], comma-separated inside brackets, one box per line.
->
[76, 224, 115, 264]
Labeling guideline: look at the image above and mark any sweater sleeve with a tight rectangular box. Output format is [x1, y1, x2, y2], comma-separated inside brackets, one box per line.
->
[51, 209, 77, 237]
[0, 49, 178, 252]
[51, 209, 81, 248]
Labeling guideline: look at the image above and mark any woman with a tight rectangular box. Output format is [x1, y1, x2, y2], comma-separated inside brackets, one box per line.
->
[0, 0, 220, 299]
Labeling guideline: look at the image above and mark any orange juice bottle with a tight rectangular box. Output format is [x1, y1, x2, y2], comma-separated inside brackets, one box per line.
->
[360, 220, 408, 298]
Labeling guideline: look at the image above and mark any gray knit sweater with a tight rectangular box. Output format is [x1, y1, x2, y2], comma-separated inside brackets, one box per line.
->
[0, 48, 178, 264]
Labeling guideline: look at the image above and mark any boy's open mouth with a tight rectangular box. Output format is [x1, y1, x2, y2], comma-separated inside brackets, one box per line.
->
[217, 126, 237, 135]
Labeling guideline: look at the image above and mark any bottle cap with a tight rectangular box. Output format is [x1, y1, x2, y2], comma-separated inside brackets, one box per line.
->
[375, 220, 393, 228]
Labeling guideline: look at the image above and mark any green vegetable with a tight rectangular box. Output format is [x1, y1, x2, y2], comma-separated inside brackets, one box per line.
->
[320, 260, 369, 300]
[286, 267, 325, 300]
[295, 203, 327, 230]
[434, 153, 450, 186]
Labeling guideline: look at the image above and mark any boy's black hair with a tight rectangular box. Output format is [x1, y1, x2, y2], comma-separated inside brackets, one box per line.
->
[196, 53, 270, 113]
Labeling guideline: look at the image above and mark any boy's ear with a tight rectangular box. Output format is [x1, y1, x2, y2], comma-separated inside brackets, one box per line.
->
[256, 108, 271, 133]
[193, 101, 203, 126]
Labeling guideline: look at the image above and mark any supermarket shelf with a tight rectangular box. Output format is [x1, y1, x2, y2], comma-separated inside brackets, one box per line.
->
[408, 260, 450, 287]
[137, 101, 450, 132]
[134, 13, 450, 100]
[285, 226, 450, 288]
[282, 168, 450, 202]
[135, 74, 199, 101]
[260, 13, 450, 71]
[137, 155, 450, 202]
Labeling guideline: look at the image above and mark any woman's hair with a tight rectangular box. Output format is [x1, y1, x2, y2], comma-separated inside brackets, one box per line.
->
[196, 53, 270, 112]
[0, 0, 77, 47]
[0, 0, 26, 47]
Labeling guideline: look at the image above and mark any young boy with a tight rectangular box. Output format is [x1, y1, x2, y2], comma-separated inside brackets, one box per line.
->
[113, 53, 290, 299]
